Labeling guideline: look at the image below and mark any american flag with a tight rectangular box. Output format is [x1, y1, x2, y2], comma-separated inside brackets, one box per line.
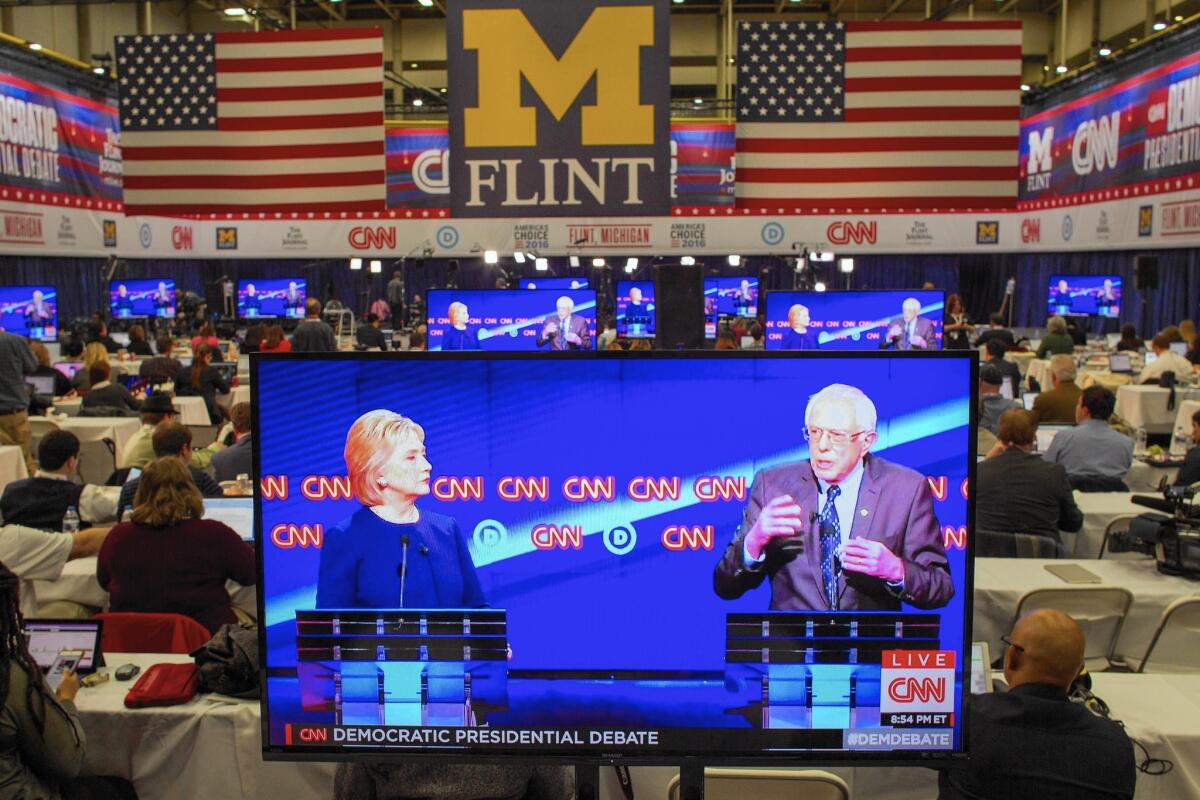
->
[116, 29, 385, 216]
[735, 20, 1021, 213]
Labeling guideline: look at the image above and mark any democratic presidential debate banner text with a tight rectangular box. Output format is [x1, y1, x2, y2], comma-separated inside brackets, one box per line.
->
[386, 123, 735, 210]
[1020, 37, 1200, 209]
[446, 0, 672, 218]
[0, 70, 122, 212]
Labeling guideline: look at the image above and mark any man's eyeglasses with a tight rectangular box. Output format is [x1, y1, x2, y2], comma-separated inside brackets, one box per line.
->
[803, 427, 872, 446]
[1000, 634, 1026, 653]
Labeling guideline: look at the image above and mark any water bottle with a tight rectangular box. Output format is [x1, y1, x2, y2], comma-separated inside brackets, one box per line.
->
[62, 506, 80, 534]
[1171, 428, 1190, 457]
[1135, 427, 1148, 457]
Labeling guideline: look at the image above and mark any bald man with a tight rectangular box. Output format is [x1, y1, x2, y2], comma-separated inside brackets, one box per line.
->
[938, 610, 1135, 800]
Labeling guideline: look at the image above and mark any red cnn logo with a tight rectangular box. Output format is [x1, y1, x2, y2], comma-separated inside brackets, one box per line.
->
[1020, 218, 1041, 243]
[171, 225, 193, 250]
[887, 676, 947, 705]
[348, 226, 397, 250]
[826, 221, 877, 246]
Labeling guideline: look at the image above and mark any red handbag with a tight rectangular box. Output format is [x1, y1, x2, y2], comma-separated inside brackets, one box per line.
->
[123, 663, 199, 708]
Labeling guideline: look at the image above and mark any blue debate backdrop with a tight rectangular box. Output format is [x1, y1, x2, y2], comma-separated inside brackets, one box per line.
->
[426, 289, 597, 351]
[765, 291, 945, 351]
[256, 354, 972, 745]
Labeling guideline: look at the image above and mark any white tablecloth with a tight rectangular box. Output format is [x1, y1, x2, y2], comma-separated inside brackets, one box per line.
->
[218, 385, 251, 411]
[1126, 460, 1181, 492]
[32, 557, 256, 616]
[1026, 358, 1051, 390]
[1074, 491, 1141, 558]
[1174, 399, 1200, 437]
[73, 653, 336, 800]
[55, 417, 142, 464]
[54, 396, 209, 426]
[972, 557, 1200, 664]
[1117, 385, 1200, 434]
[0, 444, 29, 492]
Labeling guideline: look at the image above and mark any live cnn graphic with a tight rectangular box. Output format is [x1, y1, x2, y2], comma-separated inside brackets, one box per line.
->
[879, 650, 956, 729]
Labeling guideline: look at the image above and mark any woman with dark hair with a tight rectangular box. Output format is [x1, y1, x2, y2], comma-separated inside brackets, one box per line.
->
[1115, 323, 1142, 353]
[97, 458, 255, 633]
[179, 343, 228, 424]
[258, 325, 291, 353]
[943, 294, 972, 350]
[190, 322, 219, 352]
[241, 324, 264, 354]
[0, 564, 136, 799]
[125, 324, 153, 357]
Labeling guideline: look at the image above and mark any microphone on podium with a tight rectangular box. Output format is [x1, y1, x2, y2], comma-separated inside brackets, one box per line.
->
[398, 534, 410, 607]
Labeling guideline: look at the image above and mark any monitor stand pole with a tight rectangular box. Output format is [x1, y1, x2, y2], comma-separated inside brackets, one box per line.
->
[575, 764, 599, 800]
[679, 759, 705, 800]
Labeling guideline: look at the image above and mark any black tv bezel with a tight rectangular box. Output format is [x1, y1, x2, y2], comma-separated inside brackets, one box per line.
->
[1, 283, 59, 343]
[424, 288, 601, 351]
[236, 277, 307, 320]
[251, 349, 979, 767]
[107, 277, 176, 321]
[763, 289, 949, 351]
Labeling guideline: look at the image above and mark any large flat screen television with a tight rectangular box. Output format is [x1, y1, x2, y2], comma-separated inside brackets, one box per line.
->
[518, 277, 590, 291]
[615, 280, 655, 339]
[254, 352, 976, 763]
[426, 289, 597, 351]
[1047, 275, 1121, 318]
[238, 279, 306, 319]
[765, 291, 946, 351]
[109, 279, 175, 319]
[704, 277, 759, 338]
[0, 285, 57, 341]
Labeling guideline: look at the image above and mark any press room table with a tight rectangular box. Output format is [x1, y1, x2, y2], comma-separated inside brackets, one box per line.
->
[972, 557, 1200, 665]
[53, 395, 210, 426]
[1117, 385, 1200, 434]
[0, 444, 29, 492]
[1175, 399, 1200, 438]
[1079, 370, 1134, 391]
[32, 557, 257, 618]
[50, 416, 142, 463]
[1126, 459, 1182, 492]
[217, 384, 251, 411]
[1074, 491, 1143, 558]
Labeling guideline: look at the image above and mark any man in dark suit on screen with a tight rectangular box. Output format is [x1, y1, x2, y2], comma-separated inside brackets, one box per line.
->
[881, 297, 936, 350]
[713, 383, 953, 611]
[536, 296, 591, 351]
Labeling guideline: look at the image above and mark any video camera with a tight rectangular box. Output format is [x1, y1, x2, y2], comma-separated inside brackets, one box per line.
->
[1115, 486, 1200, 579]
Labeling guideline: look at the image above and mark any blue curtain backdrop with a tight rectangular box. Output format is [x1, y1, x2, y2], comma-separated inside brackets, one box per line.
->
[3, 249, 1198, 334]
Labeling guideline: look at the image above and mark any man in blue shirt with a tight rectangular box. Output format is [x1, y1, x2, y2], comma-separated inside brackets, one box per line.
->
[1044, 386, 1133, 492]
[0, 330, 37, 474]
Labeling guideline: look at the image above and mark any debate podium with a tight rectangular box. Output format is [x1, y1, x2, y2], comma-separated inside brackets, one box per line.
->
[295, 609, 508, 727]
[724, 612, 943, 729]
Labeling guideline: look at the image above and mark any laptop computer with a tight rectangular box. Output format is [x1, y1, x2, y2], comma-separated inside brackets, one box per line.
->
[1145, 351, 1158, 365]
[970, 641, 993, 694]
[1036, 423, 1072, 453]
[204, 497, 254, 542]
[1022, 392, 1039, 411]
[53, 362, 84, 380]
[26, 375, 57, 396]
[1108, 352, 1132, 374]
[23, 619, 104, 672]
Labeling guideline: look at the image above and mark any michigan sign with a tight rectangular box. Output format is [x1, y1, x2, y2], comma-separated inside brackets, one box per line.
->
[447, 0, 671, 218]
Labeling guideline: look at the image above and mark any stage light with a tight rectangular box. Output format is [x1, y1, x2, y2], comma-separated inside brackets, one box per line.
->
[569, 256, 581, 268]
[349, 258, 363, 271]
[592, 257, 605, 267]
[727, 254, 741, 267]
[1153, 20, 1167, 30]
[417, 0, 433, 6]
[625, 258, 639, 273]
[814, 281, 827, 292]
[535, 258, 549, 271]
[839, 258, 855, 274]
[484, 250, 498, 264]
[369, 260, 382, 274]
[413, 98, 423, 108]
[93, 66, 106, 75]
[1055, 64, 1068, 74]
[28, 42, 43, 50]
[514, 252, 526, 264]
[680, 256, 696, 266]
[223, 7, 245, 15]
[1020, 83, 1031, 91]
[1097, 46, 1112, 57]
[809, 251, 834, 263]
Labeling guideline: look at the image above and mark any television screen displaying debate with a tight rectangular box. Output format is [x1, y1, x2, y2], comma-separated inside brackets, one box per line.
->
[518, 277, 590, 291]
[705, 277, 759, 337]
[254, 352, 975, 763]
[238, 278, 307, 319]
[1047, 275, 1121, 318]
[109, 279, 175, 319]
[765, 291, 946, 351]
[426, 289, 597, 352]
[0, 285, 57, 341]
[615, 280, 655, 339]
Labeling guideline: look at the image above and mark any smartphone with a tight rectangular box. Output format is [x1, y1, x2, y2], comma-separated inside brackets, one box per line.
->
[46, 649, 84, 691]
[1044, 564, 1102, 584]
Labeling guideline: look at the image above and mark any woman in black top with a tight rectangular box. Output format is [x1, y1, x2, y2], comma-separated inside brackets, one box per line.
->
[81, 361, 142, 413]
[1115, 323, 1141, 353]
[126, 324, 154, 356]
[943, 293, 972, 350]
[180, 342, 229, 424]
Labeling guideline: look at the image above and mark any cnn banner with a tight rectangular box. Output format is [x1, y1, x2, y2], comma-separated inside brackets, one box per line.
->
[0, 70, 122, 211]
[386, 123, 735, 210]
[1020, 38, 1200, 208]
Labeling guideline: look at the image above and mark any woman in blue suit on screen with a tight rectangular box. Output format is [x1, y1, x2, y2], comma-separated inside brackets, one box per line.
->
[316, 410, 486, 609]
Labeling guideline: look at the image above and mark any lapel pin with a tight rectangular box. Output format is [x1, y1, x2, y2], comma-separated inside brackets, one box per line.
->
[860, 508, 869, 517]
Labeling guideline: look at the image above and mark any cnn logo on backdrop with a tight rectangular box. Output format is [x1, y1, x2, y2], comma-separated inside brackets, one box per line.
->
[880, 650, 956, 714]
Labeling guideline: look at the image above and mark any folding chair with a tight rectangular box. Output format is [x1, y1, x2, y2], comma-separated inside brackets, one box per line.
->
[188, 424, 220, 449]
[667, 768, 850, 800]
[1098, 515, 1150, 560]
[1136, 597, 1200, 673]
[976, 529, 1065, 559]
[1013, 587, 1134, 670]
[94, 612, 212, 654]
[70, 427, 117, 488]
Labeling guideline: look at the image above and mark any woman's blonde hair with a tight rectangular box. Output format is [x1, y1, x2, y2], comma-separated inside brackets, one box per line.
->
[129, 457, 204, 527]
[28, 341, 51, 368]
[82, 342, 109, 371]
[344, 410, 425, 506]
